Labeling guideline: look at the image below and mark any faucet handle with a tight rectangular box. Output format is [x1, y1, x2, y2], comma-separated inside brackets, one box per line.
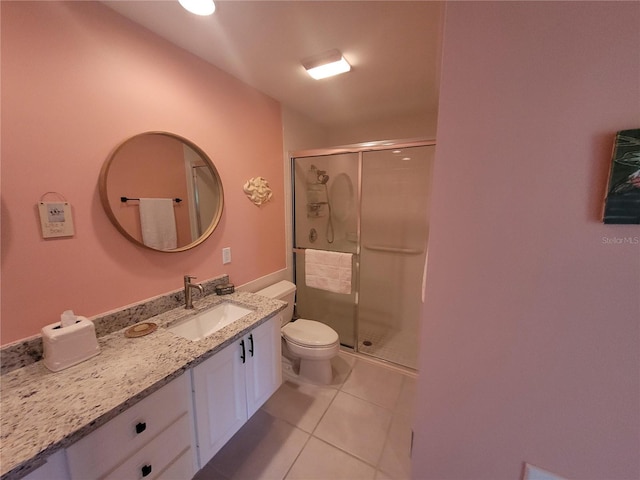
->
[184, 275, 197, 283]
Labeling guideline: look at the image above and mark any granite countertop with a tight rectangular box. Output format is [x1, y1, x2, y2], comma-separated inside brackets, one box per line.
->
[0, 291, 286, 480]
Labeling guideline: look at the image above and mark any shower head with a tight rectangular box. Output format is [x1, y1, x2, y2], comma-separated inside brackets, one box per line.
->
[317, 171, 330, 184]
[309, 165, 329, 184]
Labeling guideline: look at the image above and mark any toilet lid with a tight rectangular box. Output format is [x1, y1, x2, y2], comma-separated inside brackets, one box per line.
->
[282, 319, 339, 347]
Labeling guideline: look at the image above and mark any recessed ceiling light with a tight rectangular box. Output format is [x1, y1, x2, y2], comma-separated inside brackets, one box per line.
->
[302, 49, 351, 80]
[179, 0, 216, 16]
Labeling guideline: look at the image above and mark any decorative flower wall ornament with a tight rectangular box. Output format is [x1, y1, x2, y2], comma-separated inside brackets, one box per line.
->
[243, 177, 273, 206]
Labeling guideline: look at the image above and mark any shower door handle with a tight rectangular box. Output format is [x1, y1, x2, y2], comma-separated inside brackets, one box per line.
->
[363, 244, 423, 255]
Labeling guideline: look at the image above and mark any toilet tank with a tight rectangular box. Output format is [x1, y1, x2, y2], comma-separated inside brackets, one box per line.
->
[255, 280, 296, 326]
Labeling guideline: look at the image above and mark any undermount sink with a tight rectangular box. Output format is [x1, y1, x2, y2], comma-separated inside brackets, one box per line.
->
[168, 303, 254, 341]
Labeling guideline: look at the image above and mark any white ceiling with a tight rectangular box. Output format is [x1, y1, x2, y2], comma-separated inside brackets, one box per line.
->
[103, 1, 443, 128]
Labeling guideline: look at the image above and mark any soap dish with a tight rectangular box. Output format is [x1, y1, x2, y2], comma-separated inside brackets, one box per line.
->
[125, 322, 157, 338]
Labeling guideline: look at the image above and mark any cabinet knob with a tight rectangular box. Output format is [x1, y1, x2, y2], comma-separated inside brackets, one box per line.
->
[141, 464, 152, 477]
[135, 422, 147, 434]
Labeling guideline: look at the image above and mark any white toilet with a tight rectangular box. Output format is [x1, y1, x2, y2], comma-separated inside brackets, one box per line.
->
[256, 280, 339, 384]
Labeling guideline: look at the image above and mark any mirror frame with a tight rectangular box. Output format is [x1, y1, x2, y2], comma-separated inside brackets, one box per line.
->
[99, 131, 224, 252]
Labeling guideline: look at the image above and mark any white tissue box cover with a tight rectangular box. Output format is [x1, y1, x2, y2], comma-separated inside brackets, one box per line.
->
[42, 317, 100, 372]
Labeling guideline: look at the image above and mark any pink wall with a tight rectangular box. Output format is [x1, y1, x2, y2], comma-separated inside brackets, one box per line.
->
[413, 2, 639, 479]
[1, 2, 285, 345]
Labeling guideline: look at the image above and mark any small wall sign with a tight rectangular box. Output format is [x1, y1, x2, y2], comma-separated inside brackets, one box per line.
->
[38, 193, 75, 238]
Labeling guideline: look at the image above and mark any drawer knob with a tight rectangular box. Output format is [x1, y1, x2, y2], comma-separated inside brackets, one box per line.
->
[135, 422, 147, 434]
[141, 464, 152, 477]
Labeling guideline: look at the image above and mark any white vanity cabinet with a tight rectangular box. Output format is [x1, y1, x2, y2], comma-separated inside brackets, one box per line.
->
[192, 315, 282, 467]
[22, 450, 70, 480]
[65, 372, 196, 480]
[244, 315, 284, 415]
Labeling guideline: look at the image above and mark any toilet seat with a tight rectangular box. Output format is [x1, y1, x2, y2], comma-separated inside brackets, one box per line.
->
[282, 319, 339, 347]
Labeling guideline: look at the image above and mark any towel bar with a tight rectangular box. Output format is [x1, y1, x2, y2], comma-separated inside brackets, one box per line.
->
[121, 196, 182, 203]
[363, 244, 423, 255]
[293, 247, 357, 255]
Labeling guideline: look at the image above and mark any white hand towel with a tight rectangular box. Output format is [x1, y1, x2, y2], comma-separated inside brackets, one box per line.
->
[139, 198, 177, 250]
[305, 249, 352, 294]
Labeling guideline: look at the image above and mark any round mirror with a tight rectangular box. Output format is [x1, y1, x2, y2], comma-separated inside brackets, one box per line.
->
[99, 132, 224, 252]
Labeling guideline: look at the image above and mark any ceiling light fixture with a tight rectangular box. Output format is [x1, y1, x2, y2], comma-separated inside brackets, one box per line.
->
[179, 0, 216, 16]
[302, 49, 351, 80]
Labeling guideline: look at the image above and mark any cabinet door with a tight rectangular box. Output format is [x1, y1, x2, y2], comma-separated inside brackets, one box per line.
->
[191, 340, 247, 467]
[245, 315, 283, 417]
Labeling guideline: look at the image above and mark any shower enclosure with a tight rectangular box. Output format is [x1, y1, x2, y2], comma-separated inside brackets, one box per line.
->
[292, 141, 434, 369]
[183, 144, 220, 241]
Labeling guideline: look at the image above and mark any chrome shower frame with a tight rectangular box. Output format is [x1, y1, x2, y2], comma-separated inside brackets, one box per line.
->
[290, 138, 436, 365]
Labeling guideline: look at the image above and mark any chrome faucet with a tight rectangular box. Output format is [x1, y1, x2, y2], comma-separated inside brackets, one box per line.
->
[184, 275, 204, 309]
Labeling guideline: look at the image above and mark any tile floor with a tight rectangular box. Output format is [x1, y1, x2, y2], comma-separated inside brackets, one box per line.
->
[193, 351, 416, 480]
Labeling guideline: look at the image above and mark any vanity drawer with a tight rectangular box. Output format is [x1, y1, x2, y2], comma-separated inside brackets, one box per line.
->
[66, 373, 190, 480]
[104, 414, 193, 480]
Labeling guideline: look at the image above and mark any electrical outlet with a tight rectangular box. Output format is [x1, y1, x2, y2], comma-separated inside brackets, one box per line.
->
[222, 247, 231, 264]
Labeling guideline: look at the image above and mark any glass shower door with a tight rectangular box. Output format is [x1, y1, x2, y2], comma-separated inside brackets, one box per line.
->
[293, 154, 359, 347]
[358, 146, 434, 368]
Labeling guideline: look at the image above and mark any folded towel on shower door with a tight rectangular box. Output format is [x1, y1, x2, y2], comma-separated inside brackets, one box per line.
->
[139, 198, 177, 250]
[305, 249, 352, 294]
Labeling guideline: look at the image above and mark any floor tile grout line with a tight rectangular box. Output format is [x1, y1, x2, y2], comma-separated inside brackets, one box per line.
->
[309, 390, 396, 470]
[339, 362, 408, 411]
[306, 356, 355, 436]
[309, 380, 341, 437]
[281, 358, 390, 472]
[281, 428, 314, 480]
[280, 358, 361, 479]
[352, 387, 397, 472]
[373, 390, 400, 473]
[213, 354, 413, 480]
[269, 374, 342, 437]
[308, 435, 384, 473]
[318, 358, 409, 476]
